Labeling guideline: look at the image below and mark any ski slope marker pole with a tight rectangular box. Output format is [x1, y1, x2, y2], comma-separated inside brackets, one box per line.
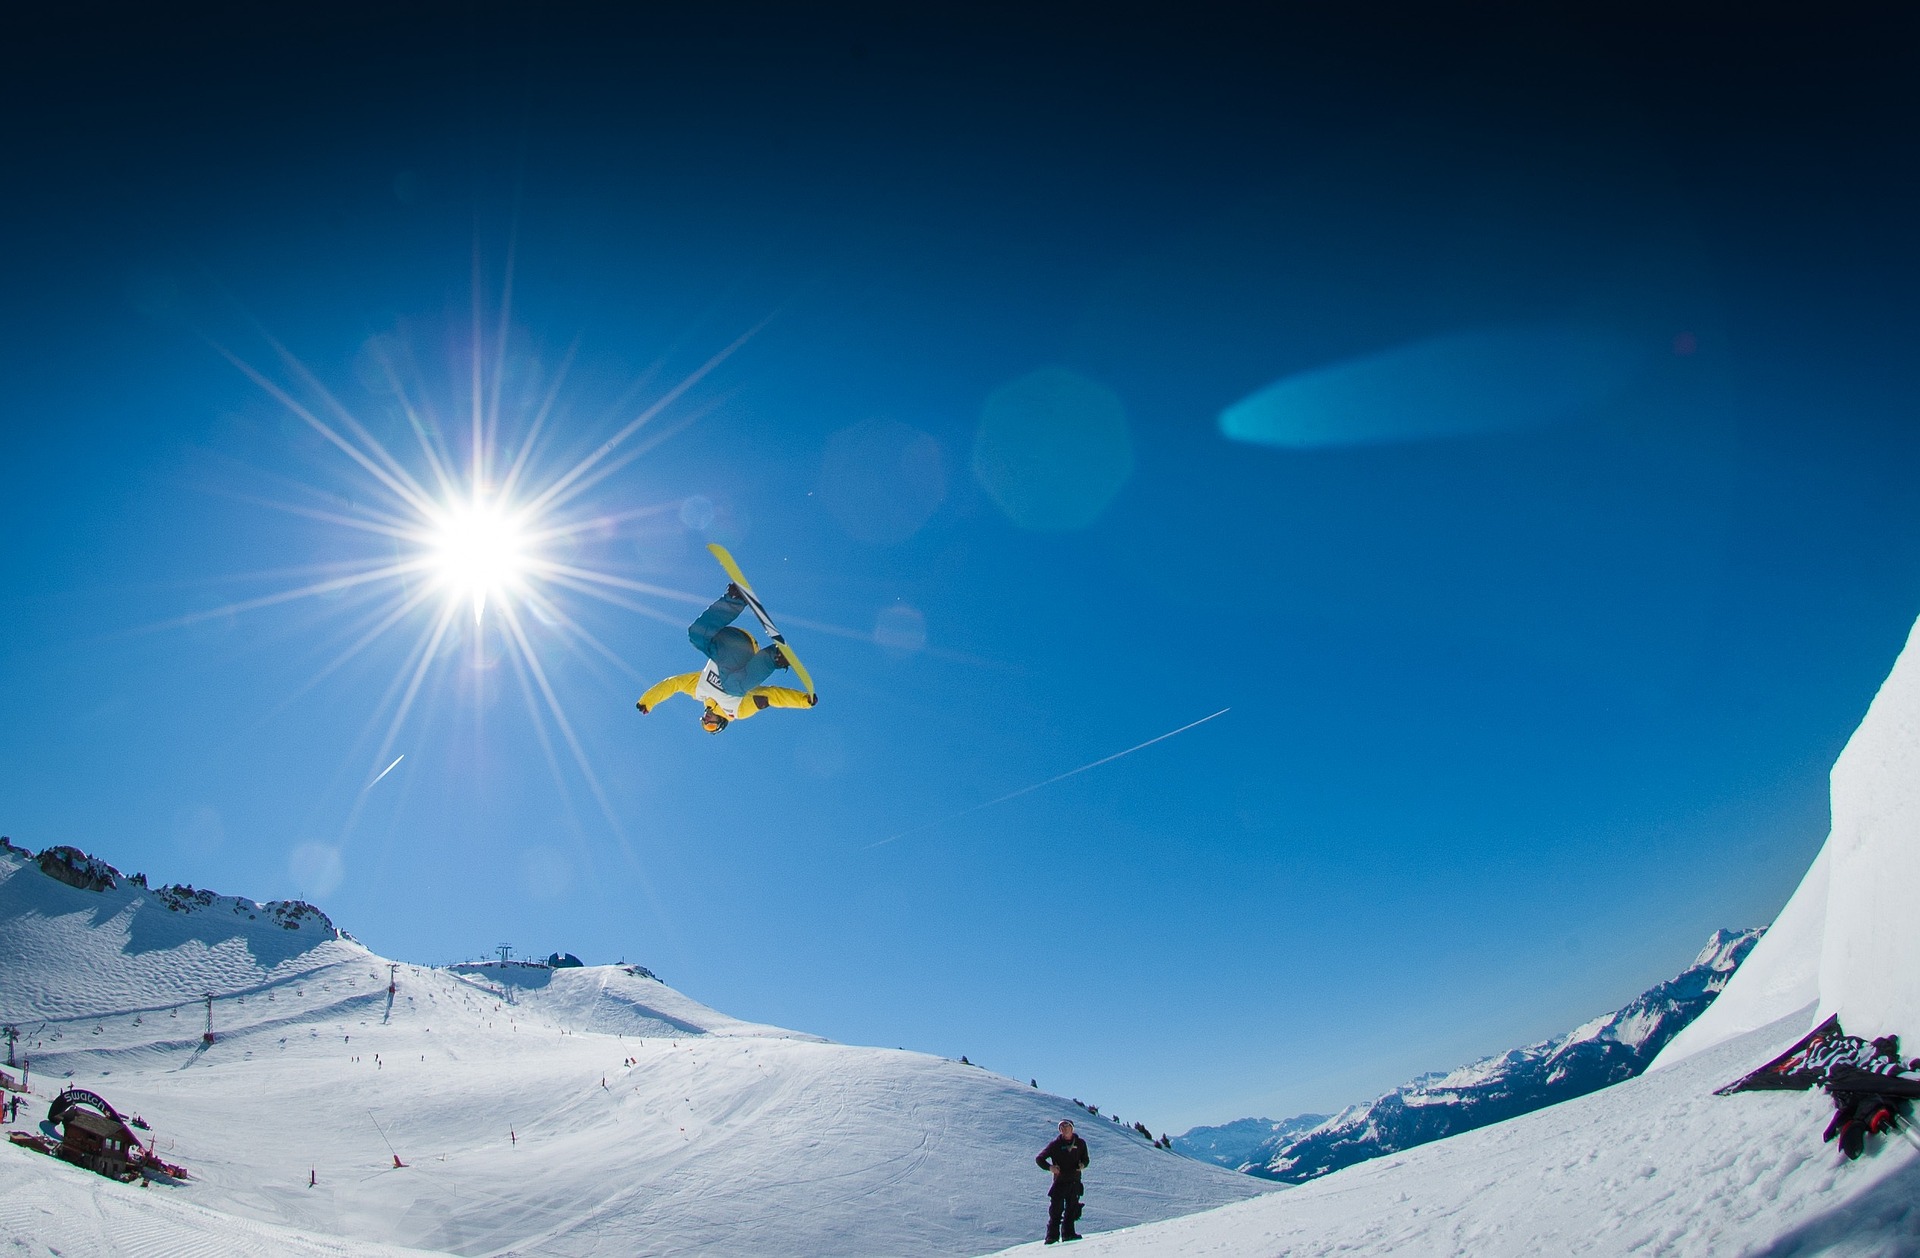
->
[368, 1110, 405, 1167]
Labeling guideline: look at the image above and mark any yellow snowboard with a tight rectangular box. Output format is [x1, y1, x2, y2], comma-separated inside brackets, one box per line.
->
[706, 543, 817, 702]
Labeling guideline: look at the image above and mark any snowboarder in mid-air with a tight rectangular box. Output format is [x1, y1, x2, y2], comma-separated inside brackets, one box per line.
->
[1036, 1118, 1090, 1244]
[636, 583, 815, 734]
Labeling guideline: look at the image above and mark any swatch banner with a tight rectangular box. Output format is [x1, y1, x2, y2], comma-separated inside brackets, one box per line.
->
[1716, 1015, 1918, 1096]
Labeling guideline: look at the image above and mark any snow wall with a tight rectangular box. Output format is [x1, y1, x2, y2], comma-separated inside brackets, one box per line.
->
[1655, 613, 1920, 1069]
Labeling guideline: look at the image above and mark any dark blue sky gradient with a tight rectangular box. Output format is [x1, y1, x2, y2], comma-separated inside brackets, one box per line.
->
[3, 3, 1919, 1129]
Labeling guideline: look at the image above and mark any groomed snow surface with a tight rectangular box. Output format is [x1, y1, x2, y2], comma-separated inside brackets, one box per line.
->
[992, 1008, 1920, 1256]
[11, 611, 1920, 1256]
[0, 848, 1264, 1257]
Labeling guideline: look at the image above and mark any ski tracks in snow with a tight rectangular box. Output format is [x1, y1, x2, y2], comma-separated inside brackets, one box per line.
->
[0, 1151, 431, 1258]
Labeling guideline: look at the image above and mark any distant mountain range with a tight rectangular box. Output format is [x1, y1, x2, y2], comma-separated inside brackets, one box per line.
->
[1175, 928, 1762, 1183]
[1172, 1113, 1328, 1173]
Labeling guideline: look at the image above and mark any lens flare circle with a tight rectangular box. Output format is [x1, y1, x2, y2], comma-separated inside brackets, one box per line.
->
[424, 494, 533, 621]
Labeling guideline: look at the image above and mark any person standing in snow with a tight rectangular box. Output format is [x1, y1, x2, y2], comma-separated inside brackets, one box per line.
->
[1035, 1118, 1090, 1244]
[635, 585, 813, 734]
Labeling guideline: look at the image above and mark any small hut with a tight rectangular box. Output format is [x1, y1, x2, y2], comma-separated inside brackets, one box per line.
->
[6, 1088, 187, 1182]
[57, 1106, 144, 1179]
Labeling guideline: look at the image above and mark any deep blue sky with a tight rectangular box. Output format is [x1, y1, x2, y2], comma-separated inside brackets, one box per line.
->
[4, 3, 1919, 1131]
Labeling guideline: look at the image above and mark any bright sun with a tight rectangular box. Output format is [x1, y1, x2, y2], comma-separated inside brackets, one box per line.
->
[198, 301, 763, 838]
[425, 495, 532, 621]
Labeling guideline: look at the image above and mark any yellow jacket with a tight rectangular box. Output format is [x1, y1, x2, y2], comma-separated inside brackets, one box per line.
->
[635, 673, 815, 719]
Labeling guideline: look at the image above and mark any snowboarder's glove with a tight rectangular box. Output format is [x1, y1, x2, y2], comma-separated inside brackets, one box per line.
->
[807, 693, 817, 707]
[636, 701, 649, 714]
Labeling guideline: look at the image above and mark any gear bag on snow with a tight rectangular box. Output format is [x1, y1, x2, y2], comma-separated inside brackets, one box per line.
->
[1717, 1014, 1920, 1161]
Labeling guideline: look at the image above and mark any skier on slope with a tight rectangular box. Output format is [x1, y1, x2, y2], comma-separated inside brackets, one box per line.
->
[1035, 1118, 1090, 1244]
[636, 584, 816, 734]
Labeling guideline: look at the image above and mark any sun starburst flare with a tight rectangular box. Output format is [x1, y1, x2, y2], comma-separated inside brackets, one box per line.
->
[169, 283, 773, 878]
[422, 493, 533, 623]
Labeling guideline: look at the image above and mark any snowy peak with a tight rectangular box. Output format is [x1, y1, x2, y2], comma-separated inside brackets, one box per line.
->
[1550, 926, 1758, 1056]
[0, 839, 795, 1048]
[443, 959, 823, 1040]
[1171, 1113, 1328, 1169]
[0, 841, 355, 1024]
[1196, 927, 1761, 1183]
[1693, 926, 1758, 973]
[149, 882, 338, 936]
[5, 837, 339, 936]
[27, 842, 126, 893]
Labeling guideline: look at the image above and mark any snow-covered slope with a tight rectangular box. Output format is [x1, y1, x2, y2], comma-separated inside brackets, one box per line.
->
[1218, 927, 1759, 1184]
[995, 1008, 1920, 1256]
[996, 614, 1920, 1255]
[1657, 616, 1920, 1069]
[0, 844, 1266, 1256]
[441, 958, 819, 1041]
[0, 1149, 437, 1258]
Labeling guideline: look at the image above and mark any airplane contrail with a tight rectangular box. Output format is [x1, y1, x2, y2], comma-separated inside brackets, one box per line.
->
[365, 755, 405, 791]
[865, 707, 1230, 850]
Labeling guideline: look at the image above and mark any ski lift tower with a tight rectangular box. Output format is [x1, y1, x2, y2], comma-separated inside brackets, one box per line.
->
[496, 943, 512, 964]
[3, 1024, 15, 1068]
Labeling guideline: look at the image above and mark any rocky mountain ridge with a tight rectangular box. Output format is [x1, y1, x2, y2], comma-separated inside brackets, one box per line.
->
[1178, 927, 1762, 1183]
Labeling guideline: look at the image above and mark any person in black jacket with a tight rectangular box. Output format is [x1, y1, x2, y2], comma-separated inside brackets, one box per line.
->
[1035, 1118, 1091, 1243]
